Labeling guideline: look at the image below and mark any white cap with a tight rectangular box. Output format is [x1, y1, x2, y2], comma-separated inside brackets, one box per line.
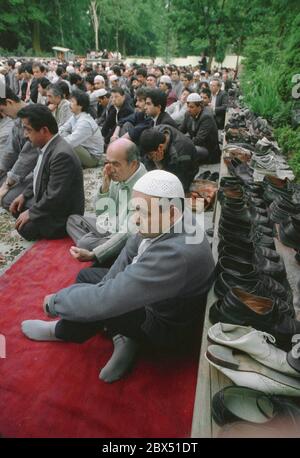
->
[133, 170, 184, 199]
[193, 71, 200, 76]
[159, 75, 172, 85]
[110, 75, 119, 82]
[187, 93, 202, 103]
[214, 72, 220, 77]
[94, 88, 108, 98]
[94, 75, 105, 83]
[200, 70, 206, 74]
[66, 65, 75, 73]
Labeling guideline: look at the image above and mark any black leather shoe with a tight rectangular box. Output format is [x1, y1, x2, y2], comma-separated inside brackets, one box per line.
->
[209, 288, 300, 350]
[279, 214, 300, 250]
[214, 271, 289, 303]
[263, 175, 293, 204]
[254, 254, 286, 282]
[216, 256, 257, 278]
[212, 386, 276, 427]
[218, 234, 254, 252]
[270, 196, 300, 223]
[212, 386, 300, 431]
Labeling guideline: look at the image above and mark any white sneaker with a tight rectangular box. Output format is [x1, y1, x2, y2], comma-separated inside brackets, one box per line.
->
[208, 323, 300, 377]
[206, 344, 300, 396]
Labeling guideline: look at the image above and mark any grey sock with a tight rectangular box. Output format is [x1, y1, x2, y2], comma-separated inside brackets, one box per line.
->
[21, 320, 62, 341]
[99, 334, 139, 383]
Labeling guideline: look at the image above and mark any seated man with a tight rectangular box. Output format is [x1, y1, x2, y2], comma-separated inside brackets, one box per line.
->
[145, 89, 177, 128]
[9, 104, 84, 241]
[22, 170, 215, 383]
[0, 87, 38, 209]
[59, 89, 104, 167]
[180, 93, 221, 164]
[47, 83, 72, 128]
[158, 75, 178, 107]
[166, 88, 191, 127]
[101, 87, 134, 146]
[66, 138, 146, 266]
[139, 125, 198, 192]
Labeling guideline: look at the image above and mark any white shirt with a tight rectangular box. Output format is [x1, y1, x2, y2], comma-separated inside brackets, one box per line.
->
[33, 134, 59, 196]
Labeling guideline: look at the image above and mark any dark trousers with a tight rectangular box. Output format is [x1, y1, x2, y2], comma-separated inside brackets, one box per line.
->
[55, 266, 149, 344]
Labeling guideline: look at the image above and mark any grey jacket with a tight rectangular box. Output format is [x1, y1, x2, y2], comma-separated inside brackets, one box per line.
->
[0, 116, 14, 167]
[59, 112, 104, 157]
[0, 117, 38, 183]
[48, 212, 215, 348]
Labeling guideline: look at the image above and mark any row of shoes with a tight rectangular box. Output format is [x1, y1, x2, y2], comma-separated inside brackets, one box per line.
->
[225, 108, 295, 179]
[206, 324, 300, 436]
[206, 323, 300, 395]
[211, 174, 299, 351]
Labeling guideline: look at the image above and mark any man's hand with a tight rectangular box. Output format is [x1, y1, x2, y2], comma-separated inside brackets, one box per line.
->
[43, 294, 56, 316]
[101, 163, 113, 193]
[9, 194, 25, 215]
[15, 209, 30, 230]
[69, 246, 96, 262]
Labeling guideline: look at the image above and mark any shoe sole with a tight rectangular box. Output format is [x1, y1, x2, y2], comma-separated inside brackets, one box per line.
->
[206, 345, 300, 391]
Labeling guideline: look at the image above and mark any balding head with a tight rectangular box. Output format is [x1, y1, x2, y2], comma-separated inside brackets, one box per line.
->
[105, 138, 140, 182]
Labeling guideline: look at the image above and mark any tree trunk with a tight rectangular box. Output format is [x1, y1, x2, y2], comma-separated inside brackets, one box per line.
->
[56, 0, 65, 46]
[32, 21, 42, 54]
[90, 0, 99, 51]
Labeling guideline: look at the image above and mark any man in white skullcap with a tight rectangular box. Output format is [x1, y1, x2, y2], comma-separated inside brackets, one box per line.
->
[180, 92, 221, 164]
[21, 170, 215, 383]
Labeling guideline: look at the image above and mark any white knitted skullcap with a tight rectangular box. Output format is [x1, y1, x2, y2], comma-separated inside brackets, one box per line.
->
[94, 88, 108, 97]
[66, 65, 75, 73]
[160, 75, 172, 85]
[110, 75, 119, 81]
[94, 74, 105, 83]
[187, 93, 202, 102]
[133, 170, 184, 199]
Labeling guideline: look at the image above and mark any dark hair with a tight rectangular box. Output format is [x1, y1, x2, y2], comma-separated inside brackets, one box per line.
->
[181, 87, 192, 94]
[147, 73, 156, 80]
[135, 87, 148, 100]
[24, 63, 33, 75]
[136, 67, 147, 78]
[111, 87, 125, 96]
[200, 81, 209, 90]
[37, 77, 51, 89]
[56, 66, 64, 77]
[139, 128, 166, 155]
[17, 104, 58, 134]
[184, 73, 193, 81]
[0, 85, 20, 105]
[146, 89, 167, 112]
[46, 83, 63, 98]
[85, 74, 95, 86]
[57, 81, 70, 99]
[7, 59, 15, 68]
[71, 89, 90, 112]
[111, 65, 122, 76]
[200, 88, 211, 98]
[32, 62, 46, 73]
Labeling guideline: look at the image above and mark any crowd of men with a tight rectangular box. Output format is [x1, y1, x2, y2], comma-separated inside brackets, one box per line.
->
[0, 57, 232, 383]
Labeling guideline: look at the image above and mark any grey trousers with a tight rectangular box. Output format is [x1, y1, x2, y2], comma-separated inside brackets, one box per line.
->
[66, 214, 110, 251]
[0, 174, 33, 210]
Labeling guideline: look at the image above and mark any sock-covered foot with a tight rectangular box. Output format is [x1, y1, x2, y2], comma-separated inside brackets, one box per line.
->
[99, 334, 139, 383]
[21, 320, 62, 341]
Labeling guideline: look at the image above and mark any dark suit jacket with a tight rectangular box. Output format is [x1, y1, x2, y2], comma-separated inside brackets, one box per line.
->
[156, 111, 178, 128]
[101, 100, 134, 144]
[143, 124, 198, 192]
[23, 135, 84, 238]
[214, 90, 228, 129]
[180, 108, 221, 163]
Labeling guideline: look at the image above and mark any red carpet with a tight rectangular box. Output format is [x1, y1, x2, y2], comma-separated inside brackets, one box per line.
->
[0, 239, 200, 438]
